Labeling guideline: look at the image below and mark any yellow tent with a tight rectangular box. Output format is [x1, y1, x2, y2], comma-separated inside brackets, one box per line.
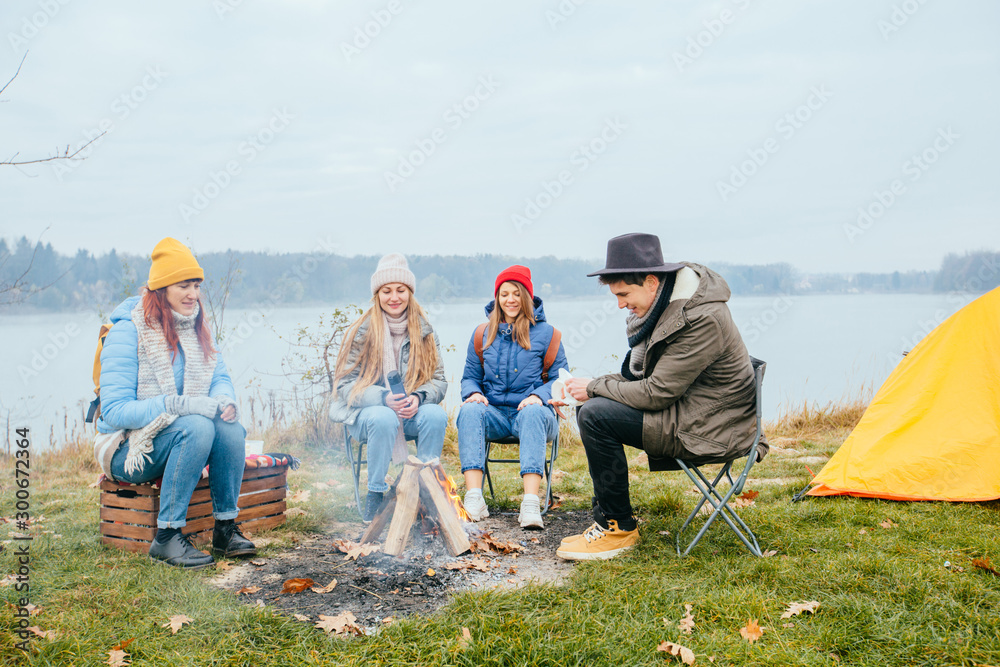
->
[808, 286, 1000, 502]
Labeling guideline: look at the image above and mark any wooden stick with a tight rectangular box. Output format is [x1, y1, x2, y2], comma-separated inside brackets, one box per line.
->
[383, 462, 422, 556]
[418, 467, 471, 556]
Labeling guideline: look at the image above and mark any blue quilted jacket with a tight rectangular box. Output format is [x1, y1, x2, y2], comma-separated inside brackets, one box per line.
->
[460, 297, 569, 409]
[96, 296, 236, 434]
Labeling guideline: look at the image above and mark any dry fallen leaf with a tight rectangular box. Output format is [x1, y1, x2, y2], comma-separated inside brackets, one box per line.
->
[281, 578, 316, 594]
[858, 528, 868, 535]
[782, 622, 795, 628]
[215, 560, 233, 571]
[161, 614, 193, 635]
[293, 614, 310, 622]
[315, 611, 362, 636]
[237, 586, 262, 596]
[780, 601, 821, 619]
[658, 530, 671, 536]
[285, 507, 308, 517]
[678, 604, 695, 635]
[382, 616, 395, 625]
[333, 539, 381, 561]
[469, 532, 525, 555]
[250, 559, 266, 566]
[508, 566, 518, 574]
[656, 640, 696, 665]
[289, 490, 311, 503]
[972, 557, 1000, 577]
[762, 550, 778, 558]
[739, 619, 764, 643]
[26, 626, 55, 640]
[879, 519, 898, 529]
[311, 579, 338, 594]
[458, 626, 472, 649]
[106, 649, 130, 667]
[426, 568, 436, 577]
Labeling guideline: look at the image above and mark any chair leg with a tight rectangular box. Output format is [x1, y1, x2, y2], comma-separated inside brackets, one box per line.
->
[541, 434, 559, 514]
[483, 442, 496, 503]
[345, 434, 366, 521]
[676, 461, 762, 557]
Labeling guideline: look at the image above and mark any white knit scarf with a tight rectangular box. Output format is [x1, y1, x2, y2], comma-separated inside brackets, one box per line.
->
[123, 301, 216, 476]
[382, 310, 410, 464]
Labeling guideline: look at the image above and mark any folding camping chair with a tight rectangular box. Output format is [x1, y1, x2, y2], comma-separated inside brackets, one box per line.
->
[674, 357, 766, 556]
[344, 431, 416, 521]
[483, 429, 560, 514]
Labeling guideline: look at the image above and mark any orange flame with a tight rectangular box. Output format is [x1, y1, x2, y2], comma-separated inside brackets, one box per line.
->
[432, 466, 472, 523]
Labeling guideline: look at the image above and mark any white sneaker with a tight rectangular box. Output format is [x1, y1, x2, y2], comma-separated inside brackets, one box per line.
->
[463, 489, 489, 521]
[518, 494, 543, 529]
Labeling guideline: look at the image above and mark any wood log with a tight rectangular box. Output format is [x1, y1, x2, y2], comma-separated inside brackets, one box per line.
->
[383, 462, 422, 556]
[418, 467, 471, 556]
[360, 493, 397, 544]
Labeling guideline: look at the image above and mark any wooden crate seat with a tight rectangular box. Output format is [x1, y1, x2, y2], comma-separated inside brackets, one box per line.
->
[99, 465, 288, 553]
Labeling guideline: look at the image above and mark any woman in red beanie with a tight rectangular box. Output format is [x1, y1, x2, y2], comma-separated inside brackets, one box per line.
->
[457, 265, 568, 529]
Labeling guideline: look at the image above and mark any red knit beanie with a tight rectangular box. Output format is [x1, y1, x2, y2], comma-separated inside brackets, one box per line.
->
[494, 265, 533, 300]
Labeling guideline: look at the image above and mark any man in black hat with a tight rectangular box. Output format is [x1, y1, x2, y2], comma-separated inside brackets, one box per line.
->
[552, 232, 766, 560]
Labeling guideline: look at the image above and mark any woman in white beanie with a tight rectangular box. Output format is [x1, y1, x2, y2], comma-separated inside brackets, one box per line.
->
[329, 253, 448, 521]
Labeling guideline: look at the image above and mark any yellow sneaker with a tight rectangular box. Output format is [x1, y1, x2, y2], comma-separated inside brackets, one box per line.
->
[556, 520, 639, 561]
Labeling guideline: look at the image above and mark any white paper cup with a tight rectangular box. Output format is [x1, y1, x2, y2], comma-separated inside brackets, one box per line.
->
[245, 439, 264, 456]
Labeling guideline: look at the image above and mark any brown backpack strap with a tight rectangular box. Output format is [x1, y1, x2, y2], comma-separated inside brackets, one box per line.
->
[541, 328, 562, 382]
[473, 323, 488, 366]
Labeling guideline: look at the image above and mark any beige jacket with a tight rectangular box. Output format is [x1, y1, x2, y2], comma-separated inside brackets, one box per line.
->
[588, 263, 767, 465]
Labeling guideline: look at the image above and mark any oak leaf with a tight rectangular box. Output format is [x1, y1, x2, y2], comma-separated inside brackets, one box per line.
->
[458, 626, 472, 649]
[780, 601, 821, 619]
[281, 577, 316, 594]
[315, 611, 362, 636]
[311, 579, 338, 594]
[656, 640, 696, 665]
[289, 490, 311, 503]
[161, 614, 193, 635]
[972, 557, 1000, 577]
[215, 560, 233, 571]
[293, 614, 310, 622]
[333, 539, 381, 561]
[26, 626, 55, 639]
[237, 586, 262, 596]
[739, 619, 764, 643]
[106, 649, 130, 666]
[678, 604, 695, 635]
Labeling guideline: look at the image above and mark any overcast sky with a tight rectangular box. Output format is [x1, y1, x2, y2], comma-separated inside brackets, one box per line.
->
[1, 0, 997, 273]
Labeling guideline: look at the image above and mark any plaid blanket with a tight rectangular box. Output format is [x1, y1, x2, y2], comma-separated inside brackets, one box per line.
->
[97, 452, 300, 488]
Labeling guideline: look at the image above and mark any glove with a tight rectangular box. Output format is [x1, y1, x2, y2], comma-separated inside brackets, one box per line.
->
[164, 395, 221, 419]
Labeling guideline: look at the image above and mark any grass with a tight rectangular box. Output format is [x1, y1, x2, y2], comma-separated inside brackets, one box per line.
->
[2, 401, 1000, 666]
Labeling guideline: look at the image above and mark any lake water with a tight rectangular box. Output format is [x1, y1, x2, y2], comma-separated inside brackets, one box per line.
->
[0, 292, 977, 449]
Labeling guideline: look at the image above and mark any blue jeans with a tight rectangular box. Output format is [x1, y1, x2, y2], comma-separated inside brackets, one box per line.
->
[111, 415, 246, 529]
[348, 403, 448, 494]
[457, 402, 558, 477]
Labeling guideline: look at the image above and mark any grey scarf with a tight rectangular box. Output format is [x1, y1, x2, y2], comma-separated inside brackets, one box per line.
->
[381, 310, 410, 463]
[624, 279, 668, 380]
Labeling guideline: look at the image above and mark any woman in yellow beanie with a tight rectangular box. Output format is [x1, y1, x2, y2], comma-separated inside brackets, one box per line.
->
[93, 238, 254, 568]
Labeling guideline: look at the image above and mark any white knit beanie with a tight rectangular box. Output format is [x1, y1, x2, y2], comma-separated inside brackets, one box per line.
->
[371, 253, 416, 294]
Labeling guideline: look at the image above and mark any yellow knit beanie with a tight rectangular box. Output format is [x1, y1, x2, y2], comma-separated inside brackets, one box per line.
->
[147, 238, 204, 290]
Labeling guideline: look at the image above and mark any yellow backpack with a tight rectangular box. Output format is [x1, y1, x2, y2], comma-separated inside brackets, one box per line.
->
[85, 323, 114, 424]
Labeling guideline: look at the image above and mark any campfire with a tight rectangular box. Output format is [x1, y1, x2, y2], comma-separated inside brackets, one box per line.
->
[361, 456, 473, 557]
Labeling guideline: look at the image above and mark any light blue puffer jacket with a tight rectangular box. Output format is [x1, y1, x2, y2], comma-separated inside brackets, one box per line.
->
[96, 296, 236, 434]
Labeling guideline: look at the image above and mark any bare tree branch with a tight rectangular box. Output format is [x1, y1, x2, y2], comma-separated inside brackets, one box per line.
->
[1, 52, 107, 168]
[0, 227, 69, 306]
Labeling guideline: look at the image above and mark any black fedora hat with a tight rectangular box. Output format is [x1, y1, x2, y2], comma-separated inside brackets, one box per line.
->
[587, 233, 685, 277]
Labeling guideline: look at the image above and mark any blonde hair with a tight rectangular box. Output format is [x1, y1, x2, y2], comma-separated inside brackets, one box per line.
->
[486, 281, 535, 350]
[333, 289, 439, 403]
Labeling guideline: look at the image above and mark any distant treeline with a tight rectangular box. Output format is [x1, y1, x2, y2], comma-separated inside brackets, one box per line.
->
[1, 237, 997, 312]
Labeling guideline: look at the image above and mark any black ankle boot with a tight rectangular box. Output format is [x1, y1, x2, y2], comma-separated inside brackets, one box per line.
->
[363, 491, 384, 523]
[149, 531, 215, 569]
[212, 520, 257, 557]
